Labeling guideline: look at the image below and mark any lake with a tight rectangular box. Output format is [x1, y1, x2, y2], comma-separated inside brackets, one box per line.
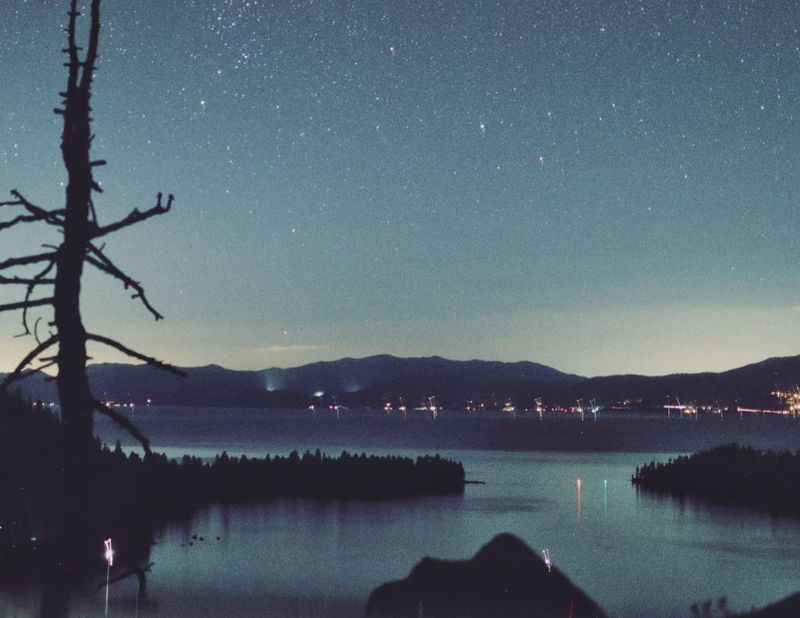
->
[3, 407, 800, 617]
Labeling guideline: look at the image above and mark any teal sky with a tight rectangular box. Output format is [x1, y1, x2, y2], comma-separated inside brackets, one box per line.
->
[2, 0, 800, 377]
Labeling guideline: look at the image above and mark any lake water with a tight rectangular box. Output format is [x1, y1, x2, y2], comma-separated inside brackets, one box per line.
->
[3, 408, 800, 617]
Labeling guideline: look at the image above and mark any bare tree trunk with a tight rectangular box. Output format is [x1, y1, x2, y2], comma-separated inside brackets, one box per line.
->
[0, 0, 183, 571]
[54, 1, 99, 564]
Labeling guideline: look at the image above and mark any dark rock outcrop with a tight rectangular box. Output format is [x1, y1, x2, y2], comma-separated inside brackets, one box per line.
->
[738, 593, 800, 617]
[366, 533, 607, 618]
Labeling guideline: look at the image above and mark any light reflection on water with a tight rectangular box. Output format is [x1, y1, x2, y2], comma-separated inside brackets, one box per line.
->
[4, 410, 800, 617]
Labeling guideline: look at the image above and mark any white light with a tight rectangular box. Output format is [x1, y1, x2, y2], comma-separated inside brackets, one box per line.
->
[104, 538, 114, 567]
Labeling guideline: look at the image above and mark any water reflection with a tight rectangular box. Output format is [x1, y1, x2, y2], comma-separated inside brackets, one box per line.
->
[3, 450, 800, 617]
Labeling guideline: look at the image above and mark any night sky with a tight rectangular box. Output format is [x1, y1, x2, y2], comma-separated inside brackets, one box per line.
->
[2, 0, 800, 376]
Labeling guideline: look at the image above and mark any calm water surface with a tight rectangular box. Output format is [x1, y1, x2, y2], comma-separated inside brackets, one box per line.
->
[4, 408, 800, 617]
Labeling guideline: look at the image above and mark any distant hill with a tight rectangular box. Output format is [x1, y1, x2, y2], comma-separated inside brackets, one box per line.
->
[261, 355, 580, 402]
[571, 354, 800, 406]
[1, 355, 580, 407]
[3, 353, 800, 408]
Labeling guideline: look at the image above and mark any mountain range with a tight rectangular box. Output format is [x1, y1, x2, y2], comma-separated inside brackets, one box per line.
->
[3, 353, 799, 408]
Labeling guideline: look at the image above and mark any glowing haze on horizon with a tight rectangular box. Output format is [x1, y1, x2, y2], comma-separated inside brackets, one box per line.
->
[2, 1, 800, 377]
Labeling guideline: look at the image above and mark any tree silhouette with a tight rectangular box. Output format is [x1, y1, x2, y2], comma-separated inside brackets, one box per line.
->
[0, 0, 184, 558]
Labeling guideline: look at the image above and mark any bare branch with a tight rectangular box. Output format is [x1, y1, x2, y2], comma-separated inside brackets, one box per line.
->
[94, 401, 152, 456]
[0, 252, 57, 272]
[89, 197, 98, 224]
[65, 0, 80, 95]
[6, 190, 65, 226]
[5, 360, 59, 387]
[80, 0, 102, 94]
[0, 275, 56, 286]
[0, 364, 56, 390]
[86, 333, 186, 377]
[86, 246, 163, 320]
[16, 260, 57, 337]
[0, 199, 63, 230]
[0, 214, 41, 232]
[91, 193, 174, 238]
[33, 317, 45, 345]
[0, 297, 54, 314]
[0, 335, 59, 393]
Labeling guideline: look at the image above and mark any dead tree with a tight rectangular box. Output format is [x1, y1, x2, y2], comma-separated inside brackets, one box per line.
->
[0, 0, 184, 554]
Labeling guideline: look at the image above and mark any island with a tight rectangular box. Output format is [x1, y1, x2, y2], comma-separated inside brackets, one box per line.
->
[0, 392, 465, 572]
[632, 444, 800, 517]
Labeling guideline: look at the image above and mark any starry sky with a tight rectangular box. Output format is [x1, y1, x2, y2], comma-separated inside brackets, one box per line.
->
[1, 0, 800, 377]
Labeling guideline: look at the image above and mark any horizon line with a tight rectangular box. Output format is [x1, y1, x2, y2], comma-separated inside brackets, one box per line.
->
[7, 350, 793, 382]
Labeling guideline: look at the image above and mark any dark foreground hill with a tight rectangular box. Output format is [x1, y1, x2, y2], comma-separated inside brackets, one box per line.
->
[364, 532, 800, 618]
[738, 593, 800, 617]
[5, 352, 800, 408]
[366, 533, 607, 618]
